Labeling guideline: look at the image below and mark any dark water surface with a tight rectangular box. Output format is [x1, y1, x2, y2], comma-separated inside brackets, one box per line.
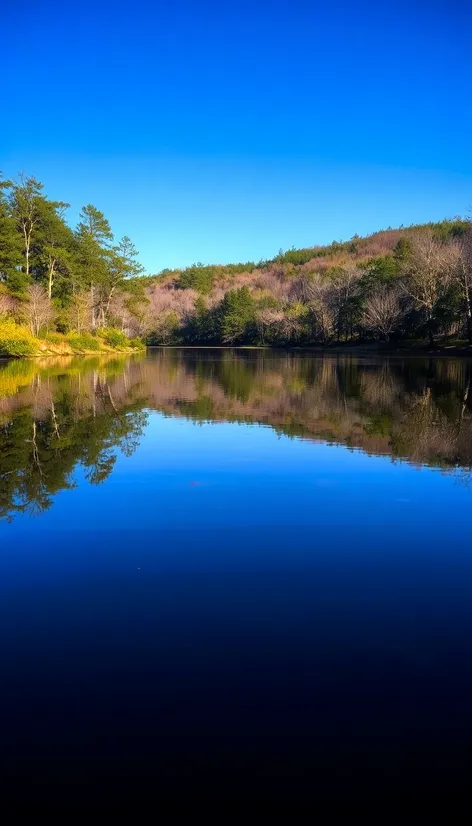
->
[1, 349, 472, 804]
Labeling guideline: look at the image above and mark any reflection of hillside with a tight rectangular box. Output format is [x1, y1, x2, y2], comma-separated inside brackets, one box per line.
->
[1, 351, 472, 519]
[137, 351, 472, 471]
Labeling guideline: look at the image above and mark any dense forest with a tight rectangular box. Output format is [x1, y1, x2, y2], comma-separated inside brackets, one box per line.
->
[1, 171, 472, 354]
[1, 350, 471, 519]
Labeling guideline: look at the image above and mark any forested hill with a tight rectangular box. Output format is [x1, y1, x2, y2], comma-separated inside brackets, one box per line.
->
[142, 218, 472, 347]
[1, 171, 472, 351]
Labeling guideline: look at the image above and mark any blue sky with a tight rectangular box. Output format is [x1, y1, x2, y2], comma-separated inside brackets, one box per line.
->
[3, 0, 471, 273]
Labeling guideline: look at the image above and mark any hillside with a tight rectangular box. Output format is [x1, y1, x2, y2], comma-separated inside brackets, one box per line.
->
[142, 218, 472, 347]
[1, 170, 471, 352]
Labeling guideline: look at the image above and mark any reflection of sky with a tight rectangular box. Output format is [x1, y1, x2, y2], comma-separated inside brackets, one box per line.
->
[1, 413, 470, 540]
[3, 407, 472, 806]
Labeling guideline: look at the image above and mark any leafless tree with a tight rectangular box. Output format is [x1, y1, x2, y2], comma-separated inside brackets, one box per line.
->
[301, 273, 335, 342]
[0, 291, 14, 317]
[109, 291, 154, 337]
[152, 310, 180, 344]
[454, 225, 472, 341]
[67, 290, 93, 334]
[255, 307, 285, 343]
[400, 230, 458, 346]
[362, 284, 407, 341]
[23, 284, 54, 336]
[330, 267, 362, 341]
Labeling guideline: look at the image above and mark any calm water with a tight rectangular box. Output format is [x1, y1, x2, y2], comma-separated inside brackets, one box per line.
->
[1, 349, 472, 803]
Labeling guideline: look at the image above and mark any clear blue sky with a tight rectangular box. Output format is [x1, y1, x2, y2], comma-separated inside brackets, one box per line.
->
[3, 0, 471, 273]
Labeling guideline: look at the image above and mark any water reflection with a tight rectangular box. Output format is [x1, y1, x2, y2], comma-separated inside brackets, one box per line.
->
[1, 349, 472, 520]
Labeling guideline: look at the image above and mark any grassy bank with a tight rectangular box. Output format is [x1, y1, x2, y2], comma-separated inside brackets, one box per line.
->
[0, 319, 144, 358]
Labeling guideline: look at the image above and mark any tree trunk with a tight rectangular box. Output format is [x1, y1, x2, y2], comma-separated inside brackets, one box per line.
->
[467, 304, 472, 343]
[48, 261, 55, 300]
[90, 284, 95, 329]
[23, 227, 31, 278]
[427, 318, 435, 348]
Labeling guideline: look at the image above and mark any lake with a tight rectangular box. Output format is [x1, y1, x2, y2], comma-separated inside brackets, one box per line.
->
[1, 348, 472, 804]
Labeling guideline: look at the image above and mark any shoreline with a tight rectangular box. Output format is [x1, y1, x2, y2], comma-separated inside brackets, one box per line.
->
[147, 343, 472, 358]
[0, 347, 145, 360]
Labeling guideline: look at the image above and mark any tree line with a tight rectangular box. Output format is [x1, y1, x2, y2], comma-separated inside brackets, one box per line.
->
[1, 171, 471, 350]
[146, 220, 472, 348]
[0, 173, 148, 343]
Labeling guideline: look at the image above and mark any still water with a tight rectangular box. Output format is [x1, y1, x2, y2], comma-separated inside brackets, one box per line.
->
[1, 349, 472, 803]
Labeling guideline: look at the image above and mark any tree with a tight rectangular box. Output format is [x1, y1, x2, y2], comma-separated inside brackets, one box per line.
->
[300, 273, 335, 343]
[76, 205, 113, 328]
[255, 306, 284, 344]
[330, 267, 362, 342]
[10, 175, 43, 280]
[0, 176, 23, 293]
[35, 199, 72, 300]
[100, 236, 145, 324]
[67, 289, 93, 334]
[22, 283, 54, 336]
[400, 231, 458, 346]
[362, 284, 406, 341]
[454, 226, 472, 342]
[0, 289, 14, 317]
[219, 287, 255, 343]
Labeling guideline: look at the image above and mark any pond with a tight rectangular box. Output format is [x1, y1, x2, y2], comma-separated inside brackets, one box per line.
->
[1, 349, 472, 803]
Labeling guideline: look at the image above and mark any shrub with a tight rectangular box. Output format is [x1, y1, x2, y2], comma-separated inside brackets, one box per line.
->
[66, 332, 101, 352]
[0, 319, 37, 357]
[129, 337, 145, 349]
[96, 327, 129, 348]
[42, 331, 64, 344]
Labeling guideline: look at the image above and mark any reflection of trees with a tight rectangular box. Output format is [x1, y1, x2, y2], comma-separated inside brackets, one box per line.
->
[141, 350, 472, 474]
[1, 351, 472, 520]
[0, 357, 148, 520]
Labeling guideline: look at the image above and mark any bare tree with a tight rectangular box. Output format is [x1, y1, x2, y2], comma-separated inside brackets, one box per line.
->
[400, 230, 457, 347]
[301, 273, 335, 343]
[330, 267, 362, 341]
[23, 284, 54, 336]
[67, 290, 93, 334]
[109, 291, 153, 337]
[362, 284, 406, 341]
[0, 291, 14, 317]
[255, 307, 285, 343]
[454, 226, 472, 341]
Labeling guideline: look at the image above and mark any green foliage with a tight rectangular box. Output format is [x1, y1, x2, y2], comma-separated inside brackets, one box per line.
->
[42, 331, 64, 344]
[0, 168, 470, 352]
[430, 218, 469, 241]
[129, 337, 146, 350]
[168, 261, 258, 294]
[393, 238, 412, 263]
[184, 296, 219, 343]
[178, 265, 216, 294]
[96, 327, 129, 348]
[0, 177, 23, 292]
[361, 255, 399, 288]
[0, 362, 148, 520]
[0, 174, 148, 348]
[219, 287, 256, 343]
[0, 318, 36, 356]
[66, 332, 102, 352]
[275, 241, 347, 267]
